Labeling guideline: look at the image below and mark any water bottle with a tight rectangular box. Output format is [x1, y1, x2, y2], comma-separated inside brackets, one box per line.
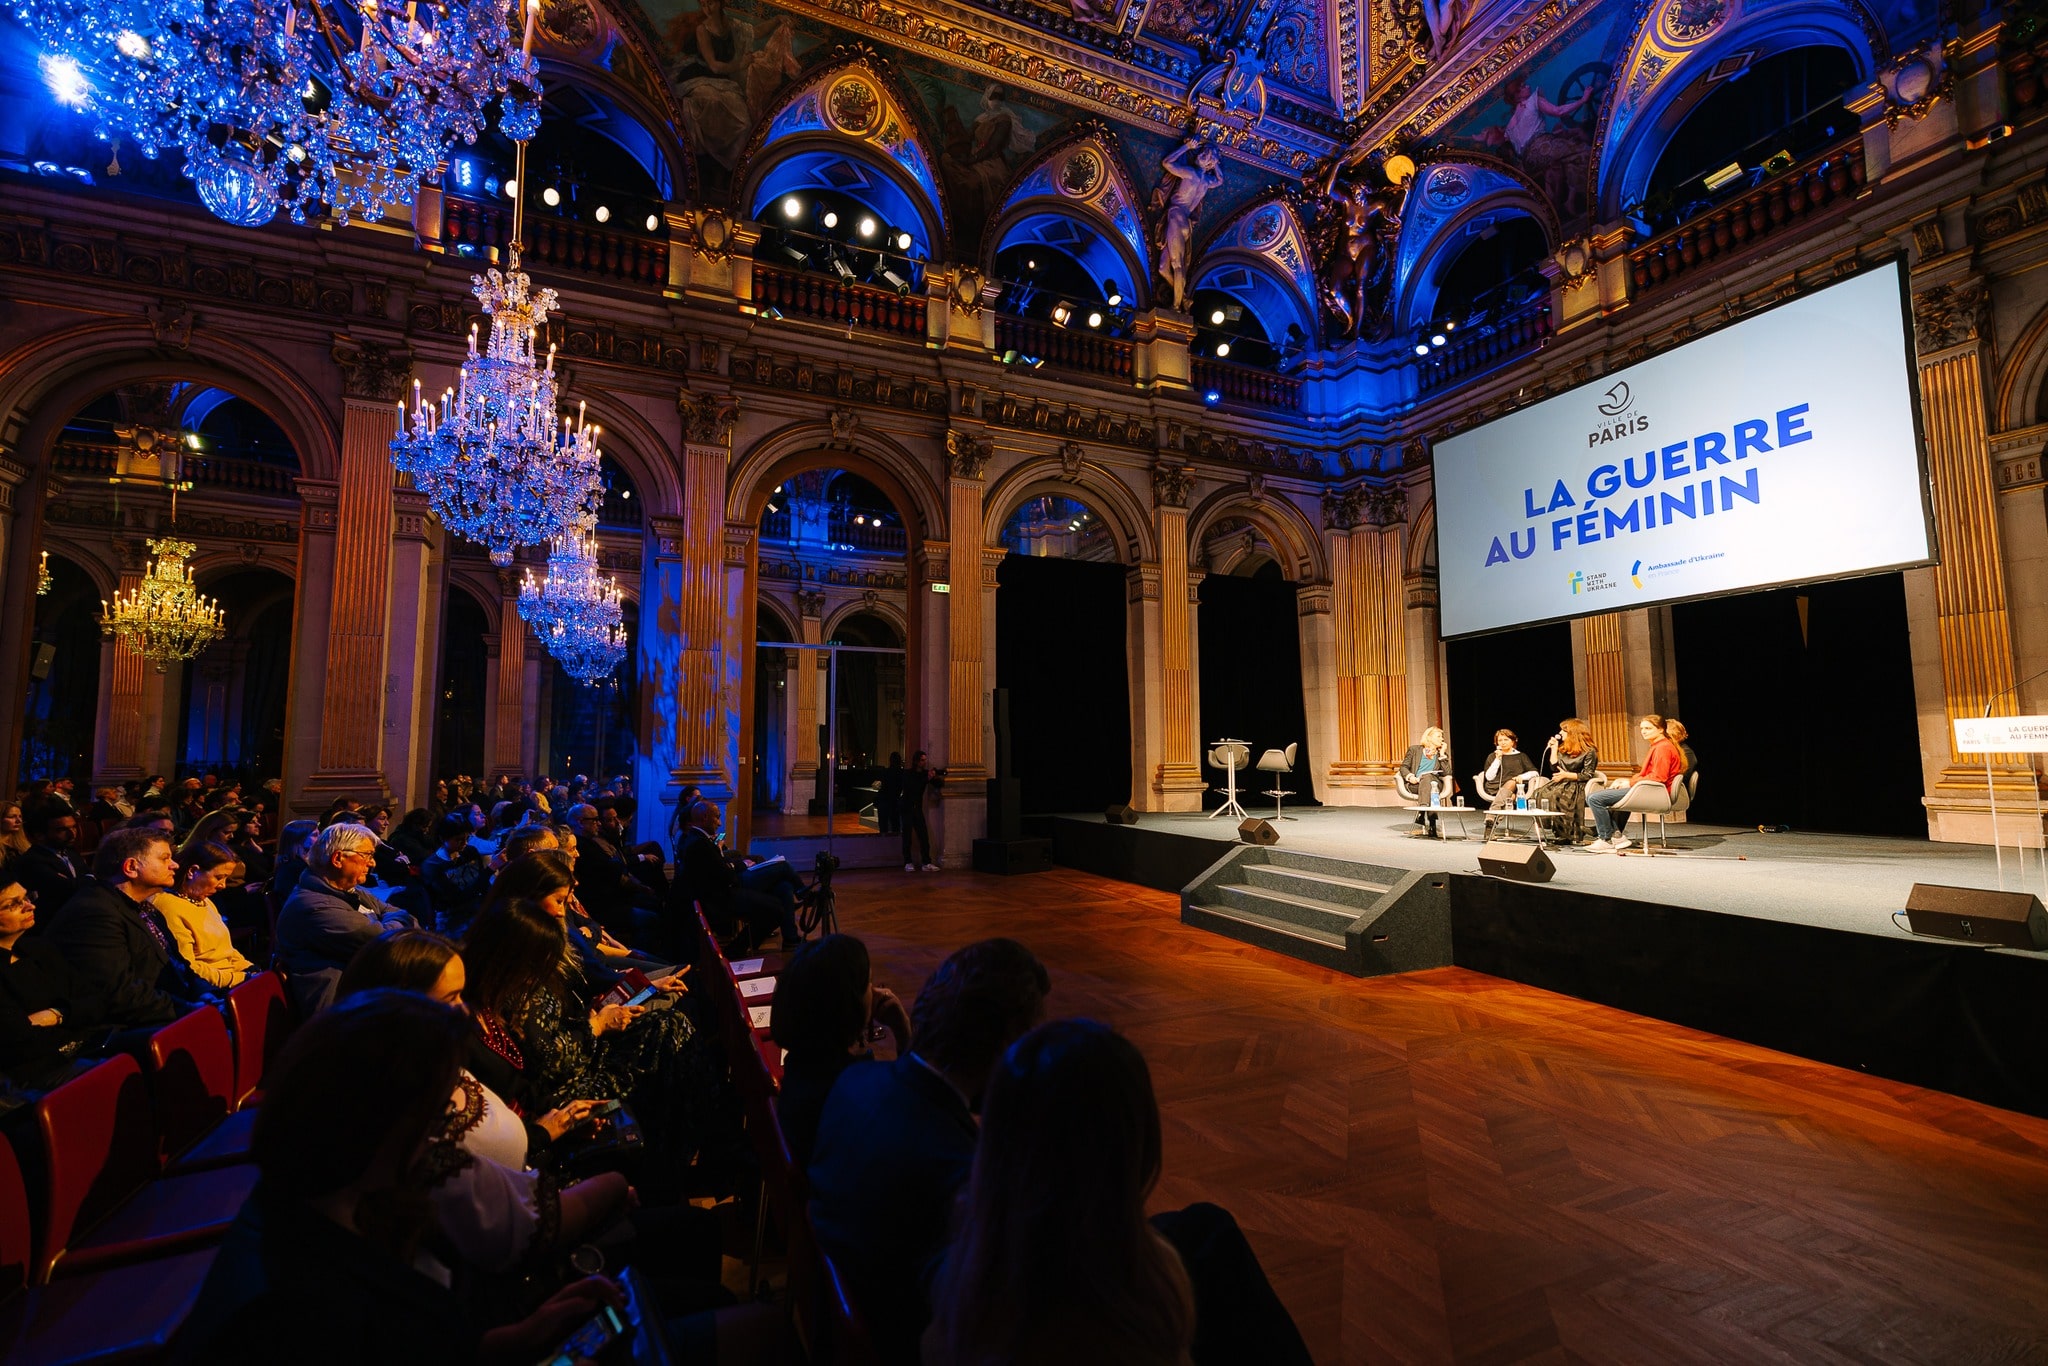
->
[1429, 784, 1440, 808]
[1515, 792, 1527, 811]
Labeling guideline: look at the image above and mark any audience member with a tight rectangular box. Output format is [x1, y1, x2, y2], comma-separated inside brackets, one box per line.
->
[265, 818, 318, 931]
[333, 934, 632, 1276]
[564, 804, 663, 947]
[153, 839, 258, 990]
[769, 934, 909, 1169]
[676, 800, 798, 951]
[0, 802, 28, 872]
[390, 808, 436, 867]
[422, 813, 491, 930]
[176, 990, 628, 1363]
[0, 878, 92, 1089]
[13, 803, 83, 915]
[275, 824, 417, 1016]
[44, 827, 213, 1030]
[926, 1019, 1193, 1366]
[808, 937, 1050, 1360]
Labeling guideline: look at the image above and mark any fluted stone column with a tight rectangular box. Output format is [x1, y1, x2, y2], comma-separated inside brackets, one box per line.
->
[382, 487, 440, 808]
[944, 431, 992, 785]
[297, 338, 411, 810]
[1323, 484, 1408, 804]
[490, 570, 528, 779]
[1147, 462, 1203, 810]
[637, 516, 686, 846]
[1908, 276, 2037, 843]
[1297, 583, 1337, 804]
[92, 557, 148, 785]
[672, 389, 741, 806]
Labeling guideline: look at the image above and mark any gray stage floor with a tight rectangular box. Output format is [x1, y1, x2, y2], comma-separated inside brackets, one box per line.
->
[1067, 806, 2048, 954]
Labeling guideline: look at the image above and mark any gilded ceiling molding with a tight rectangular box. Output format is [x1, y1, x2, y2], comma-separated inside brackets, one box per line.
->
[724, 0, 1334, 171]
[1346, 0, 1596, 161]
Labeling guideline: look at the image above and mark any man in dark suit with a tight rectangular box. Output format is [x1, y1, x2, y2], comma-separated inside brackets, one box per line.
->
[275, 824, 416, 1017]
[566, 803, 666, 953]
[44, 826, 213, 1031]
[807, 938, 1050, 1363]
[673, 800, 798, 951]
[12, 804, 83, 916]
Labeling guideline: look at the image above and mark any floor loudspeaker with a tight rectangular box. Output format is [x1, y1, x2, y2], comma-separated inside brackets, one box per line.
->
[1478, 843, 1554, 883]
[1104, 804, 1139, 825]
[1238, 818, 1278, 846]
[1905, 883, 2048, 949]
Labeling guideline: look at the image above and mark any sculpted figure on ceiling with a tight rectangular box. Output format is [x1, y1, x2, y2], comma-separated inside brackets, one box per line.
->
[1153, 137, 1226, 313]
[1312, 153, 1404, 341]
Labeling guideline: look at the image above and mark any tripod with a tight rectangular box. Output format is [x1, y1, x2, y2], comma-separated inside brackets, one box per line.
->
[797, 850, 840, 938]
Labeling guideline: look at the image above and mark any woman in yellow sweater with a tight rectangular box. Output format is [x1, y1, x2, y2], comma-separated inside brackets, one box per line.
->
[153, 839, 256, 990]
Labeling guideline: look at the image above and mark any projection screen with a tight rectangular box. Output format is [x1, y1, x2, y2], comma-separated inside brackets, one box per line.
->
[1432, 259, 1934, 639]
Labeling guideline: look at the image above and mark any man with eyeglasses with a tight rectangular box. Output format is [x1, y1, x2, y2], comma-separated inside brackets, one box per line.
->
[275, 823, 417, 1016]
[43, 826, 214, 1031]
[0, 880, 91, 1088]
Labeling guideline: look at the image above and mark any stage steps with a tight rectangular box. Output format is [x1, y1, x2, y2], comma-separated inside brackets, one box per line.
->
[1182, 847, 1452, 977]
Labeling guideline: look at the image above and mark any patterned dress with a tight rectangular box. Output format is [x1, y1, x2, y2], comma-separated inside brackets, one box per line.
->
[1533, 745, 1600, 844]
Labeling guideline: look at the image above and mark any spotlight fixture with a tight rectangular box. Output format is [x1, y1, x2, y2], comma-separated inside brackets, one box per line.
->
[857, 217, 876, 238]
[1430, 333, 1447, 347]
[1086, 311, 1103, 328]
[1702, 162, 1745, 193]
[185, 432, 202, 449]
[854, 514, 866, 525]
[881, 268, 912, 294]
[782, 196, 804, 218]
[1051, 301, 1074, 327]
[645, 213, 659, 232]
[542, 186, 560, 207]
[780, 244, 808, 265]
[504, 177, 518, 199]
[1026, 258, 1038, 271]
[594, 205, 610, 223]
[1444, 320, 1457, 332]
[1203, 389, 1222, 405]
[1210, 308, 1227, 325]
[1104, 281, 1122, 306]
[829, 255, 856, 281]
[1414, 343, 1431, 356]
[823, 210, 839, 228]
[1215, 341, 1231, 358]
[895, 232, 912, 251]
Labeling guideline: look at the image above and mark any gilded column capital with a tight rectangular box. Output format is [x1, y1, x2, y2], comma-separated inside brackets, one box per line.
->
[296, 478, 340, 532]
[331, 334, 412, 403]
[1125, 562, 1163, 602]
[946, 429, 992, 479]
[1297, 583, 1334, 616]
[677, 387, 739, 447]
[1152, 461, 1193, 510]
[1912, 277, 1989, 358]
[723, 521, 756, 566]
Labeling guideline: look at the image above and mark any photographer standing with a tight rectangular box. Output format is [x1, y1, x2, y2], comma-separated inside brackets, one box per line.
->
[901, 750, 944, 873]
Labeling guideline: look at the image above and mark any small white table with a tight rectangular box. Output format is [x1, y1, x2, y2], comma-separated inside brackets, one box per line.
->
[1405, 805, 1572, 848]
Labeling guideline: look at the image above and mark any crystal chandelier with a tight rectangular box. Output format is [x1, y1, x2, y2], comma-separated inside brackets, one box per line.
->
[98, 537, 226, 671]
[391, 143, 603, 566]
[16, 0, 543, 226]
[518, 512, 627, 683]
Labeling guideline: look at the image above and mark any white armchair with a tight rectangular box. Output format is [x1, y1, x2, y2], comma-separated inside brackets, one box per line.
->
[1614, 771, 1698, 853]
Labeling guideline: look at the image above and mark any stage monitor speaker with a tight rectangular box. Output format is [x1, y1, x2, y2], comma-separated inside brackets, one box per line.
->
[1238, 818, 1278, 846]
[1478, 843, 1554, 883]
[1104, 804, 1139, 825]
[1905, 883, 2048, 950]
[28, 643, 55, 681]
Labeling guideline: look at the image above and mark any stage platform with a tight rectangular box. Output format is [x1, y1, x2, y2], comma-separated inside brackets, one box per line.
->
[1038, 808, 2048, 1119]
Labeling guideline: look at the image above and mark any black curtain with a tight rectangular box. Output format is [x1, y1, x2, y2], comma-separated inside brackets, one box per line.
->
[996, 555, 1131, 812]
[1672, 573, 1922, 835]
[1197, 568, 1315, 806]
[18, 557, 101, 784]
[437, 592, 490, 781]
[547, 602, 640, 783]
[1445, 622, 1576, 798]
[240, 598, 294, 778]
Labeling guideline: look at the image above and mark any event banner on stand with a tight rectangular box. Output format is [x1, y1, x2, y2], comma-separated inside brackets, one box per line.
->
[1432, 260, 1934, 639]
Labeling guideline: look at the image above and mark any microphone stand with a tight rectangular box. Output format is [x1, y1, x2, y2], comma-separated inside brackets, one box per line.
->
[1977, 667, 2048, 894]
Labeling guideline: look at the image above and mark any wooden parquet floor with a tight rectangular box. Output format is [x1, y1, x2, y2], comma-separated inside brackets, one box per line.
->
[829, 864, 2048, 1366]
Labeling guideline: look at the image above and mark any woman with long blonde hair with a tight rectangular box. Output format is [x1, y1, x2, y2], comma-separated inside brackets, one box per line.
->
[1399, 727, 1455, 837]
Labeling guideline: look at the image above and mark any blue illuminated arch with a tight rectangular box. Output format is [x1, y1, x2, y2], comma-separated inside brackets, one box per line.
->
[746, 145, 939, 258]
[1192, 258, 1315, 346]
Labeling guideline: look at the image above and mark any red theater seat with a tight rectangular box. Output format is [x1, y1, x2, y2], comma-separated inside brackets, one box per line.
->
[225, 972, 292, 1109]
[33, 1055, 255, 1284]
[0, 1134, 216, 1364]
[146, 1008, 254, 1173]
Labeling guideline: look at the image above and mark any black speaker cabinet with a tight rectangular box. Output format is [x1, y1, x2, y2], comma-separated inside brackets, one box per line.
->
[1238, 818, 1278, 846]
[1104, 804, 1139, 825]
[1905, 883, 2048, 949]
[1478, 842, 1555, 883]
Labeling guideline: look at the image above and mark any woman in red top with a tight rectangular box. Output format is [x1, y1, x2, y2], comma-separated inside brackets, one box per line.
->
[1586, 715, 1685, 851]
